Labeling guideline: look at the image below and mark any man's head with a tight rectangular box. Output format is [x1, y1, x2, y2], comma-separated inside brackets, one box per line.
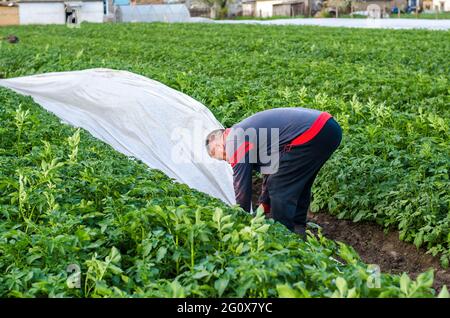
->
[205, 129, 227, 161]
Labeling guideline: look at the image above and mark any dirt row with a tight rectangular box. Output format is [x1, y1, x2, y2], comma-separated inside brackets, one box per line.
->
[308, 211, 450, 291]
[251, 177, 449, 291]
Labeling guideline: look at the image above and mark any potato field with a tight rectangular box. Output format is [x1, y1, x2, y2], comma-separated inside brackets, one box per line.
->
[0, 23, 449, 298]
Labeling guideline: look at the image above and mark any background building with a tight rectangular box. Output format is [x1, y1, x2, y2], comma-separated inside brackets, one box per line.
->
[432, 0, 450, 10]
[243, 0, 308, 17]
[0, 2, 19, 26]
[0, 0, 104, 25]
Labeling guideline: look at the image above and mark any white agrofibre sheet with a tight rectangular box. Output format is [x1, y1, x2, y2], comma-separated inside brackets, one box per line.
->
[0, 68, 236, 205]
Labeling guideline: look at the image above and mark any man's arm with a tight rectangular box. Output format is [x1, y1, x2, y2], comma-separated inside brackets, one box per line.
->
[232, 162, 253, 212]
[226, 128, 256, 212]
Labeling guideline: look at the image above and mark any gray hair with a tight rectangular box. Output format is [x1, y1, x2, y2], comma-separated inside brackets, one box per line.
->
[205, 129, 225, 155]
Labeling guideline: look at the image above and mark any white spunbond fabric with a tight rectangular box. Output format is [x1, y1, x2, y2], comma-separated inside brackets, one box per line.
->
[0, 68, 236, 205]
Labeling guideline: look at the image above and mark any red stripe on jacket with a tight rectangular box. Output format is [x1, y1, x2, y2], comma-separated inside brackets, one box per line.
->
[228, 141, 254, 168]
[289, 112, 332, 147]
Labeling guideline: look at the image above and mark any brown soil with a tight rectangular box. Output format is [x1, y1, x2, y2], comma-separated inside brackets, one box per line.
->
[252, 176, 450, 291]
[308, 211, 450, 291]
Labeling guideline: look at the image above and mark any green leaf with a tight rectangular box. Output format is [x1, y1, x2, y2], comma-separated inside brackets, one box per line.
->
[107, 247, 121, 264]
[109, 264, 123, 275]
[353, 211, 365, 222]
[437, 285, 450, 298]
[169, 280, 185, 298]
[26, 254, 42, 264]
[335, 277, 348, 297]
[142, 243, 153, 258]
[235, 243, 245, 255]
[121, 275, 129, 284]
[256, 224, 270, 234]
[156, 247, 167, 262]
[221, 223, 234, 231]
[95, 281, 113, 296]
[255, 205, 264, 214]
[400, 273, 410, 295]
[413, 231, 424, 248]
[347, 287, 358, 298]
[192, 271, 209, 280]
[213, 208, 222, 223]
[222, 233, 231, 242]
[416, 270, 434, 288]
[214, 277, 229, 297]
[440, 255, 449, 269]
[276, 284, 302, 298]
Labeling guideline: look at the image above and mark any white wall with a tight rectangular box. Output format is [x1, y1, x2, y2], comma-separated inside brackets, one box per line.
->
[79, 1, 104, 22]
[19, 2, 104, 25]
[242, 3, 255, 16]
[432, 0, 450, 11]
[255, 1, 283, 17]
[19, 3, 65, 24]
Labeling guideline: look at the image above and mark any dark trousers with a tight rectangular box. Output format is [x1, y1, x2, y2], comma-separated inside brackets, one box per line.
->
[261, 118, 342, 231]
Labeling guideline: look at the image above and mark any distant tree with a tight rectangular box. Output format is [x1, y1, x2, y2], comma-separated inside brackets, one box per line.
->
[200, 0, 234, 18]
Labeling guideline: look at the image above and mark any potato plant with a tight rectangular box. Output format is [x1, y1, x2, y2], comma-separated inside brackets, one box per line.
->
[0, 22, 449, 296]
[0, 89, 448, 297]
[0, 23, 448, 264]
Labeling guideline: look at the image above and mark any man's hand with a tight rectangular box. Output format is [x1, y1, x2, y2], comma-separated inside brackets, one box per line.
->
[258, 203, 272, 219]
